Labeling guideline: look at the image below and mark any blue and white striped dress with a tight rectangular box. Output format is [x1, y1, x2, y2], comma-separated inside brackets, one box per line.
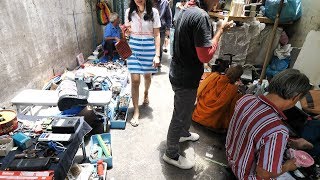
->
[125, 8, 161, 74]
[127, 36, 157, 74]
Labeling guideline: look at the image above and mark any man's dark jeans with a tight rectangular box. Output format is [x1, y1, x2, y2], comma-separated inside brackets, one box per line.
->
[165, 85, 197, 159]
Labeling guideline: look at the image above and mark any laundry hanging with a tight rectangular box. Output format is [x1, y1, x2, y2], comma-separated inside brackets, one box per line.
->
[96, 0, 111, 25]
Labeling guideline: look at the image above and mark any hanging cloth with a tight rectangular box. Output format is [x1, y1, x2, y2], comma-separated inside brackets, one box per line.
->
[96, 0, 111, 25]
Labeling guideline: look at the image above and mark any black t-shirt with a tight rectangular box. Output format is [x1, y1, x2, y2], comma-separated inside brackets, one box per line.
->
[169, 7, 212, 89]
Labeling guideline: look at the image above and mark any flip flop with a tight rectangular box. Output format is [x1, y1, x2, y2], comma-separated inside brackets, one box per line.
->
[130, 117, 139, 127]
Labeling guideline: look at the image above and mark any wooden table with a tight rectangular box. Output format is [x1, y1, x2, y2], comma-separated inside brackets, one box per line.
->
[208, 12, 292, 24]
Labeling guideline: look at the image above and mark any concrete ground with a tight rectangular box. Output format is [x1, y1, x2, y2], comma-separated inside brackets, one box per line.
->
[105, 52, 232, 180]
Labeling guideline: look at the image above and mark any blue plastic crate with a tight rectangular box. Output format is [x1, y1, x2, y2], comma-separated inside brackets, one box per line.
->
[109, 107, 128, 129]
[89, 133, 113, 168]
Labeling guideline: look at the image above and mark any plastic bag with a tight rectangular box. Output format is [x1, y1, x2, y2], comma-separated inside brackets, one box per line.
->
[265, 0, 302, 23]
[266, 56, 290, 77]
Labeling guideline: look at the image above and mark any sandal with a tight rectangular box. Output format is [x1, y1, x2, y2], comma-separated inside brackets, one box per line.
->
[130, 117, 139, 127]
[143, 97, 149, 105]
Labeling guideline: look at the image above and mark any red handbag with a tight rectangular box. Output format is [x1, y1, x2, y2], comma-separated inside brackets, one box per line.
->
[115, 38, 132, 60]
[115, 28, 132, 60]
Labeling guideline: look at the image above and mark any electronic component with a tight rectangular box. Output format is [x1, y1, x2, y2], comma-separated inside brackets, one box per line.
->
[38, 133, 71, 142]
[0, 138, 14, 156]
[42, 118, 53, 126]
[51, 117, 80, 134]
[8, 158, 51, 171]
[12, 133, 32, 150]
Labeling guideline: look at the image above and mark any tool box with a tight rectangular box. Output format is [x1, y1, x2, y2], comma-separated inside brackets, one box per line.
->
[107, 96, 130, 129]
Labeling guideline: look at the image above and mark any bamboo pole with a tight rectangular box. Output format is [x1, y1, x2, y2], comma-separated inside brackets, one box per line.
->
[259, 0, 285, 83]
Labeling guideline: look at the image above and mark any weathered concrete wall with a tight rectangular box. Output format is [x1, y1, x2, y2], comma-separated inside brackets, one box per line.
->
[0, 0, 106, 108]
[288, 0, 320, 47]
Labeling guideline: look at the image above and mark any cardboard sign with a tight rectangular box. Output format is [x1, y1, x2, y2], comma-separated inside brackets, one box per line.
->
[76, 53, 85, 65]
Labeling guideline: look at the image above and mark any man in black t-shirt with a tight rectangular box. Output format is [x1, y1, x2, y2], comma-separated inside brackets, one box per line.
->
[163, 0, 234, 169]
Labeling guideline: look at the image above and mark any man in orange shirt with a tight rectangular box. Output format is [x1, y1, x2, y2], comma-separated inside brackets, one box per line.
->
[192, 65, 243, 130]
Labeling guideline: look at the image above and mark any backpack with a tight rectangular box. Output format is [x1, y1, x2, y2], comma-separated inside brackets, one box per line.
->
[96, 1, 111, 25]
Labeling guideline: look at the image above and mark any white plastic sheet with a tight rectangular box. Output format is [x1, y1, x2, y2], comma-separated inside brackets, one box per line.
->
[214, 19, 282, 66]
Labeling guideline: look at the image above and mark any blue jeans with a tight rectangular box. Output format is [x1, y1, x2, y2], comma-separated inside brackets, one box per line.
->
[165, 86, 197, 159]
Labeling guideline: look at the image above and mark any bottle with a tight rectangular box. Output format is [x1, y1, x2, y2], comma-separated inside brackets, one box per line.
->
[75, 70, 84, 81]
[230, 0, 244, 17]
[97, 160, 104, 177]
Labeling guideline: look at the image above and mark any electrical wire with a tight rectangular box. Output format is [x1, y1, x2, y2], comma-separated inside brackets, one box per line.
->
[48, 141, 66, 152]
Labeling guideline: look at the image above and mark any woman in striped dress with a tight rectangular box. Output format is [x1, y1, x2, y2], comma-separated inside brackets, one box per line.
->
[125, 0, 161, 127]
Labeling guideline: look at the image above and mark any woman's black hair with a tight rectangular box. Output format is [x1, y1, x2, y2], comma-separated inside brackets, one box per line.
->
[128, 0, 154, 22]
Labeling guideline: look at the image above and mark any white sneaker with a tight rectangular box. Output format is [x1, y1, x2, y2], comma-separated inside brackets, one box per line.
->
[162, 154, 194, 169]
[179, 132, 200, 143]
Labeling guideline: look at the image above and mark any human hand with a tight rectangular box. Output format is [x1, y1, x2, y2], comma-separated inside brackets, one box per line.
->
[220, 18, 234, 31]
[165, 30, 170, 37]
[126, 26, 131, 36]
[313, 114, 320, 119]
[115, 37, 120, 42]
[121, 25, 131, 37]
[153, 56, 160, 68]
[283, 158, 298, 172]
